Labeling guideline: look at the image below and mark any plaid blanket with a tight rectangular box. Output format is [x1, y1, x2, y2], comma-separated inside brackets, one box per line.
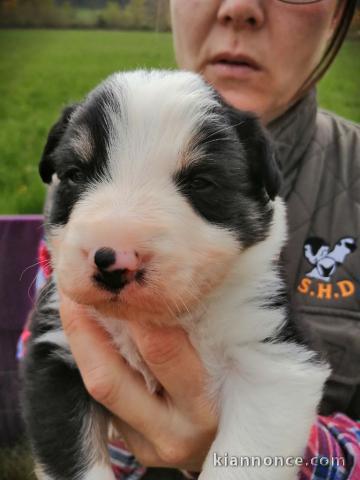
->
[18, 241, 360, 479]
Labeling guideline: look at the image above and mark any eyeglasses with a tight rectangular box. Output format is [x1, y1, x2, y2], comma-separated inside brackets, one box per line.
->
[278, 0, 324, 4]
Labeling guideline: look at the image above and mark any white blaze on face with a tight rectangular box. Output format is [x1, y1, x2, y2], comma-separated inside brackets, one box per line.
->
[105, 71, 219, 181]
[50, 71, 240, 317]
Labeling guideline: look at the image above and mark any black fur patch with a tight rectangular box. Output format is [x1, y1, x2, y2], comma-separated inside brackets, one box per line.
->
[261, 265, 324, 365]
[40, 85, 124, 227]
[21, 341, 93, 480]
[174, 108, 276, 247]
[21, 280, 107, 480]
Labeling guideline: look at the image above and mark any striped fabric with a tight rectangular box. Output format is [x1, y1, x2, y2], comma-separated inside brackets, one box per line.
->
[300, 414, 360, 480]
[18, 242, 360, 479]
[108, 440, 146, 480]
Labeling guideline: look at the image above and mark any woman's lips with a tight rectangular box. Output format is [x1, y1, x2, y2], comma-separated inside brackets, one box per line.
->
[207, 54, 262, 80]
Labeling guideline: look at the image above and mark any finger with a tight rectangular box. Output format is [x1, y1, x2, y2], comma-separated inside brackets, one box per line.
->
[128, 323, 211, 413]
[112, 418, 167, 468]
[59, 295, 168, 438]
[113, 419, 202, 471]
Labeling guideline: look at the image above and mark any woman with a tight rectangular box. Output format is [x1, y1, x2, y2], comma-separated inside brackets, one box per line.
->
[58, 1, 360, 479]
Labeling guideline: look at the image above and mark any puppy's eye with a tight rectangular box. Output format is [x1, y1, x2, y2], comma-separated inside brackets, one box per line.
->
[191, 177, 217, 191]
[61, 168, 83, 185]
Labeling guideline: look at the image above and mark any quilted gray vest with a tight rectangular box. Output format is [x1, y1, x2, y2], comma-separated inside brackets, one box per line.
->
[268, 90, 360, 418]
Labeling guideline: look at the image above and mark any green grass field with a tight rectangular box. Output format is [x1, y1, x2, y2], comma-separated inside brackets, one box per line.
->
[0, 29, 358, 214]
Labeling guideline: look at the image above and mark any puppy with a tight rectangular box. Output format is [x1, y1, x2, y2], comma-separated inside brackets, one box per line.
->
[21, 70, 329, 480]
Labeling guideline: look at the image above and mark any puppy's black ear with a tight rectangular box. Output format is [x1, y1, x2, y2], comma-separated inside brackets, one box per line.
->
[39, 104, 79, 184]
[226, 105, 282, 200]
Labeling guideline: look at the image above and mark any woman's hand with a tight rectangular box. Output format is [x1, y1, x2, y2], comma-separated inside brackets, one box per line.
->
[59, 295, 218, 472]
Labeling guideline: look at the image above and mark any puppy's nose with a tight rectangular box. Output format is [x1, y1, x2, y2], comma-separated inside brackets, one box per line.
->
[94, 247, 116, 270]
[93, 247, 141, 293]
[94, 248, 139, 272]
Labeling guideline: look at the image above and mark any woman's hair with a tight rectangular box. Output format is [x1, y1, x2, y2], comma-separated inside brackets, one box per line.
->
[300, 0, 357, 94]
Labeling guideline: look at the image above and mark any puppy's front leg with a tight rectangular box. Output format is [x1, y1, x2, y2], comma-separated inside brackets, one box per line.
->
[199, 346, 326, 480]
[21, 326, 115, 480]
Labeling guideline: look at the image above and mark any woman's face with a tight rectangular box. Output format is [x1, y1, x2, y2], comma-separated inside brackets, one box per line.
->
[170, 0, 341, 124]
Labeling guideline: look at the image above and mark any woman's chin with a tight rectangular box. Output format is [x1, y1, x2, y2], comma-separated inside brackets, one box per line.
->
[211, 84, 290, 125]
[200, 67, 287, 123]
[201, 79, 262, 117]
[219, 88, 267, 121]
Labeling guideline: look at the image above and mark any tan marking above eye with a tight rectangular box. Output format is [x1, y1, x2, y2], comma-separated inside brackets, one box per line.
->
[70, 127, 94, 162]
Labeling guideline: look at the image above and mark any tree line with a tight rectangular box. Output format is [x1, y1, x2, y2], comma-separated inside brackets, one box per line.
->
[1, 1, 359, 33]
[0, 0, 171, 31]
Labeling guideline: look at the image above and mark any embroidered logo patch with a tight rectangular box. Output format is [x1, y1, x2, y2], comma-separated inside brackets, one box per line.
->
[303, 237, 356, 282]
[297, 236, 357, 300]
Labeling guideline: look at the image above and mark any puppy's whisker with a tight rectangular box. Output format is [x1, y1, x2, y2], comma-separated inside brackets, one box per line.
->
[202, 119, 245, 141]
[184, 281, 205, 307]
[20, 260, 44, 281]
[182, 286, 206, 315]
[197, 135, 232, 149]
[174, 294, 191, 316]
[156, 288, 178, 319]
[27, 273, 40, 303]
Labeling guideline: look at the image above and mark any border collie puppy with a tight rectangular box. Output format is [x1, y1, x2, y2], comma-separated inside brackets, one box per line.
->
[21, 70, 329, 480]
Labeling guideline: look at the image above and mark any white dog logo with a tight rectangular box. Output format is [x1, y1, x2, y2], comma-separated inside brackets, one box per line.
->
[304, 237, 357, 282]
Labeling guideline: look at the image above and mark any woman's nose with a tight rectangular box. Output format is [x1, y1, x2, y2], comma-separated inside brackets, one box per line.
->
[217, 0, 265, 30]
